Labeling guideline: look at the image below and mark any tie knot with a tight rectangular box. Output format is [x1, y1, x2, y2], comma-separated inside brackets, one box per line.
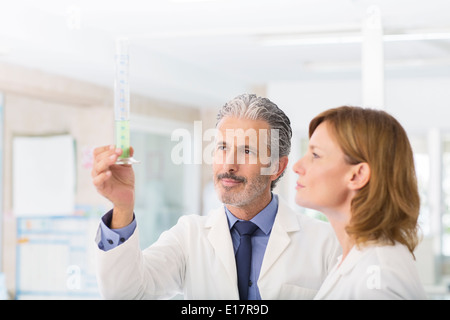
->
[234, 220, 258, 236]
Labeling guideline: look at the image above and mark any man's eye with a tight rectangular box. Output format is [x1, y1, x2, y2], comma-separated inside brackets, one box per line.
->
[245, 149, 256, 155]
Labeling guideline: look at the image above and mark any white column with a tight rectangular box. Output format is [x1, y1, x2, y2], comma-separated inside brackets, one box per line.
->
[361, 5, 385, 109]
[0, 92, 3, 272]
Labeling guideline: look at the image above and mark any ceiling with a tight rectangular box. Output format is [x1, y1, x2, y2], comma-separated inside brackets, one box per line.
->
[1, 0, 450, 108]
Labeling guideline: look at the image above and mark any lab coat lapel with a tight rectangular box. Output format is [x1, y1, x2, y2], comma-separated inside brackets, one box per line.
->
[259, 201, 300, 280]
[205, 207, 238, 294]
[313, 260, 342, 299]
[314, 246, 364, 299]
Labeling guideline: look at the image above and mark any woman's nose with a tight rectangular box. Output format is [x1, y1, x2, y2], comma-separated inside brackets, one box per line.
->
[292, 156, 305, 175]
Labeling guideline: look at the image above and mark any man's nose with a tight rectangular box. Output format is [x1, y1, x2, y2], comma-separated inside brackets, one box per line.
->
[223, 148, 239, 171]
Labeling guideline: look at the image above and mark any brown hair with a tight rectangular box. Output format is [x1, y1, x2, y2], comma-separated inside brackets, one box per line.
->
[309, 106, 420, 256]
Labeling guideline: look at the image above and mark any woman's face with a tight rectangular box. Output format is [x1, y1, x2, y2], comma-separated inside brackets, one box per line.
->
[293, 121, 356, 215]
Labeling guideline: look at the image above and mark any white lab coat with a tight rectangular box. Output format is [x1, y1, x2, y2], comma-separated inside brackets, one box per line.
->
[95, 200, 341, 300]
[314, 242, 427, 300]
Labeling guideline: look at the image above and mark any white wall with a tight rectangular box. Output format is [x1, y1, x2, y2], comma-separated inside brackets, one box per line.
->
[268, 75, 450, 135]
[268, 78, 362, 135]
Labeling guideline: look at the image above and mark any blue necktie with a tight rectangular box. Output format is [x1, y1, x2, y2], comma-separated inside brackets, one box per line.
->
[234, 220, 258, 300]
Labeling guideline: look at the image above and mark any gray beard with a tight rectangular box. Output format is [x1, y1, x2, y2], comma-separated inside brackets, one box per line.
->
[215, 174, 270, 208]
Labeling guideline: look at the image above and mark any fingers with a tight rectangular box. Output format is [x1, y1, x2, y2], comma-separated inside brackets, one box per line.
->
[92, 170, 112, 189]
[91, 145, 135, 178]
[93, 144, 114, 157]
[91, 145, 121, 178]
[94, 153, 117, 176]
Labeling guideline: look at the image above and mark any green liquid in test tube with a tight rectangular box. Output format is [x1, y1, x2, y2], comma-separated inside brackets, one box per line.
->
[115, 119, 130, 158]
[114, 38, 139, 165]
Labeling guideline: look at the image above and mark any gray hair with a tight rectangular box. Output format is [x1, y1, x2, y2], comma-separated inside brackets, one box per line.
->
[216, 93, 292, 190]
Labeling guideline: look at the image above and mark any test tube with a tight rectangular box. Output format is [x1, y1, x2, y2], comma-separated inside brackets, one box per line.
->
[114, 38, 139, 165]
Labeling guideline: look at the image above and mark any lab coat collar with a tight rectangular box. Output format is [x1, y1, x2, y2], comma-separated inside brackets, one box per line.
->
[335, 245, 370, 276]
[224, 193, 279, 235]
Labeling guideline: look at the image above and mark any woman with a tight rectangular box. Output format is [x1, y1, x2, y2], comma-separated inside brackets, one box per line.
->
[293, 106, 426, 300]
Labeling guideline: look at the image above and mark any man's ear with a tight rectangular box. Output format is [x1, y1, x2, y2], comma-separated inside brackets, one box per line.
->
[270, 156, 289, 182]
[349, 162, 371, 190]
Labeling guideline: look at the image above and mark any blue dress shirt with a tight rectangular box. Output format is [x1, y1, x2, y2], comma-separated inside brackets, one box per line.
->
[97, 195, 279, 300]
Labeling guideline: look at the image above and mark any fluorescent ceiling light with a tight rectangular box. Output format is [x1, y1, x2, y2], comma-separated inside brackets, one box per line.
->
[260, 32, 450, 46]
[170, 0, 219, 3]
[384, 33, 450, 42]
[261, 35, 362, 46]
[304, 58, 450, 72]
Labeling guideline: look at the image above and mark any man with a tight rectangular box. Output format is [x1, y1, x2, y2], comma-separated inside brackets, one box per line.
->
[92, 93, 340, 299]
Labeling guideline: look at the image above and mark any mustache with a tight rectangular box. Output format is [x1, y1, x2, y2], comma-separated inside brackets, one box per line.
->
[216, 172, 247, 183]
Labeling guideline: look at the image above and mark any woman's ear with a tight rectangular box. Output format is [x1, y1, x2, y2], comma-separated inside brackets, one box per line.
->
[349, 162, 371, 190]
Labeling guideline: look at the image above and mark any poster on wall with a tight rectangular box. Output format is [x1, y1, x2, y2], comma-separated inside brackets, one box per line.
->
[12, 134, 75, 216]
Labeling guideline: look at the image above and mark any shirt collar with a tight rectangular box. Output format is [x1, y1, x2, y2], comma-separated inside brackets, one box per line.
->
[224, 193, 279, 235]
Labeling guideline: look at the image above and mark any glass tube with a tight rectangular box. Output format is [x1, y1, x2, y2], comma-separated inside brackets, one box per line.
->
[114, 38, 139, 165]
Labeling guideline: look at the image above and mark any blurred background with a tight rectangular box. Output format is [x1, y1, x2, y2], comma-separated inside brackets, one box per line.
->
[0, 0, 449, 299]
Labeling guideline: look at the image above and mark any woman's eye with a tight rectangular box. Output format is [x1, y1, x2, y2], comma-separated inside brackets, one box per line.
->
[312, 152, 320, 159]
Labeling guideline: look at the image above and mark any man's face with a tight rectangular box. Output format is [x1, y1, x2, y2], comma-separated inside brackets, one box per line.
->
[213, 116, 273, 208]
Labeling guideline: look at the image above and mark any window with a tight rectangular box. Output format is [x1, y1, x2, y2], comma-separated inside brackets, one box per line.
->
[130, 116, 201, 248]
[411, 136, 431, 237]
[133, 131, 186, 247]
[442, 138, 450, 257]
[291, 136, 328, 222]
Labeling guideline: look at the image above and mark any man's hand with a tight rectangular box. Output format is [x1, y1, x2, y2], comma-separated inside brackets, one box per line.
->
[92, 145, 135, 228]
